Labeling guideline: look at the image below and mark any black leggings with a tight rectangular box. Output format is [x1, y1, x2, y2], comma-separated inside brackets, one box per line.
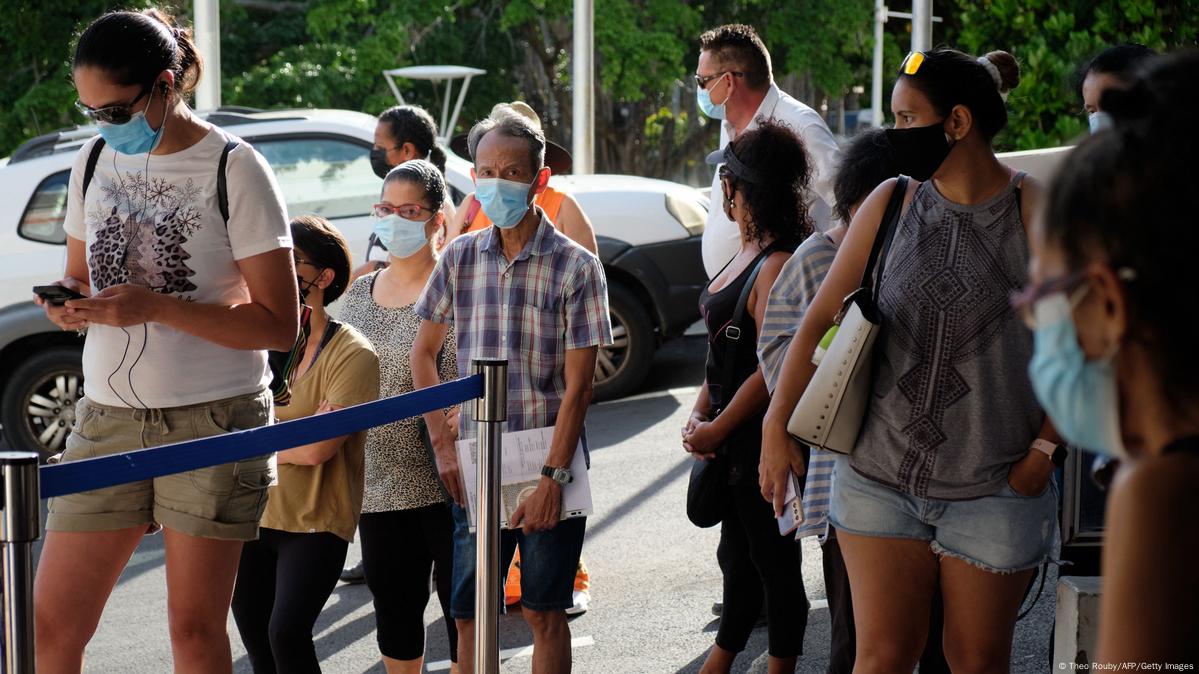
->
[716, 480, 808, 658]
[231, 528, 349, 674]
[359, 503, 458, 662]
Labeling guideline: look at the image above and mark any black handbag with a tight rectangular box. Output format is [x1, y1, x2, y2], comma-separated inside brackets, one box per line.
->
[686, 249, 771, 528]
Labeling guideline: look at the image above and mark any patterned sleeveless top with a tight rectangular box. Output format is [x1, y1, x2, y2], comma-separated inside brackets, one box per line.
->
[851, 173, 1044, 500]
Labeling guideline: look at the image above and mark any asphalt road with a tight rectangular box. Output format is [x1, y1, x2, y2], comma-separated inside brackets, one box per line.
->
[34, 335, 1058, 672]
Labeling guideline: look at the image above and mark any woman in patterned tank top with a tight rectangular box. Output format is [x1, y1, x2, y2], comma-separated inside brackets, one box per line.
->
[761, 48, 1060, 672]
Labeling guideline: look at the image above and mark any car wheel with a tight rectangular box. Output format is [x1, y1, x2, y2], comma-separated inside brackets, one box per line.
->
[593, 283, 655, 402]
[0, 347, 84, 461]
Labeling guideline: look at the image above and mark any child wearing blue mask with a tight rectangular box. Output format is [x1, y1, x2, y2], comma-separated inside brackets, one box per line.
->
[1019, 49, 1199, 666]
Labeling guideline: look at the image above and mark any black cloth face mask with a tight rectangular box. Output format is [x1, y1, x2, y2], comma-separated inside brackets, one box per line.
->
[370, 147, 392, 179]
[885, 121, 953, 182]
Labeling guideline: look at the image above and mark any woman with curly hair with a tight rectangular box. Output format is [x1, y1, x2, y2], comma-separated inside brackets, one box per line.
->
[683, 119, 811, 673]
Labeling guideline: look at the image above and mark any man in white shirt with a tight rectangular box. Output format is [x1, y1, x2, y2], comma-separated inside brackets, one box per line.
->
[696, 24, 840, 278]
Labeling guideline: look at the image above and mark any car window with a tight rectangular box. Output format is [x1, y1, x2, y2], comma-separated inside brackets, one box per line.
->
[18, 170, 70, 244]
[253, 137, 376, 220]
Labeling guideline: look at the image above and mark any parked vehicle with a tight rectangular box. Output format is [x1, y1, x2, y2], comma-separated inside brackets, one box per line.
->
[0, 107, 707, 457]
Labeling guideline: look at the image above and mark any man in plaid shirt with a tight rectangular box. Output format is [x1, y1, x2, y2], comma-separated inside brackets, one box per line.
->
[411, 105, 611, 673]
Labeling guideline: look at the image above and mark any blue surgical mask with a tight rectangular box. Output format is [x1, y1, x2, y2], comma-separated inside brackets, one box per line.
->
[1088, 110, 1114, 135]
[97, 89, 164, 155]
[475, 178, 534, 230]
[1027, 294, 1126, 458]
[696, 83, 727, 120]
[373, 214, 430, 258]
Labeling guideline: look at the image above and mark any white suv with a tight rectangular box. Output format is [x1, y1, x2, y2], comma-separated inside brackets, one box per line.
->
[0, 108, 708, 457]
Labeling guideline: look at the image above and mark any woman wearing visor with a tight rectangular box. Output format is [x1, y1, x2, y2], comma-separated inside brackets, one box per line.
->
[339, 160, 461, 674]
[34, 8, 296, 672]
[685, 120, 807, 674]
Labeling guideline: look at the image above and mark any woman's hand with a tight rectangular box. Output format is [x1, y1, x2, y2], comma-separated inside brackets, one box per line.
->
[760, 418, 807, 516]
[682, 410, 708, 448]
[65, 283, 165, 328]
[684, 419, 725, 457]
[1007, 449, 1054, 497]
[36, 278, 91, 331]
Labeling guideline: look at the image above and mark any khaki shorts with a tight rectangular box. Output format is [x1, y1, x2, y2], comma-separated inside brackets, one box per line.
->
[46, 390, 275, 541]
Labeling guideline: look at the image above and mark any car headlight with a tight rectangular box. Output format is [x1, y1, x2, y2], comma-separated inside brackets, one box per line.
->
[665, 193, 707, 237]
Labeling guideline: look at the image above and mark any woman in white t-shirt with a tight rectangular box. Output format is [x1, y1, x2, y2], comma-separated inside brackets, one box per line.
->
[32, 8, 297, 672]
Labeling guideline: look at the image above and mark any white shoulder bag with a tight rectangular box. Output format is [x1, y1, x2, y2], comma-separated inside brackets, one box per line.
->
[786, 176, 909, 454]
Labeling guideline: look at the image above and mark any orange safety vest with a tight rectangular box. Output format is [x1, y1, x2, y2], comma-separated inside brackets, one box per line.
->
[464, 186, 567, 233]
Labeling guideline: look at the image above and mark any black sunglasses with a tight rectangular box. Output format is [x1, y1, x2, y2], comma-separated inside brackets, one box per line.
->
[75, 84, 153, 125]
[693, 71, 743, 90]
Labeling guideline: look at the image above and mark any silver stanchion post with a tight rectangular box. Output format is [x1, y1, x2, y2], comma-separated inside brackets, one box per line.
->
[0, 451, 40, 674]
[472, 360, 507, 674]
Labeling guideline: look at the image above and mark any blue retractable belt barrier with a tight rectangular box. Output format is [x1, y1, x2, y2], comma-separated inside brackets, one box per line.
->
[40, 375, 483, 499]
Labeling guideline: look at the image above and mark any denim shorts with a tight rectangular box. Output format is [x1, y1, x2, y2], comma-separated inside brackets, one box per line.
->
[828, 456, 1056, 574]
[449, 503, 585, 618]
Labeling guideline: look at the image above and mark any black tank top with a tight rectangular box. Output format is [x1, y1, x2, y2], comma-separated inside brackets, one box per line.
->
[699, 244, 782, 483]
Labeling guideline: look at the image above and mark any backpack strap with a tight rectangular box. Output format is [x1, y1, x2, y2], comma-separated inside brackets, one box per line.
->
[217, 139, 239, 225]
[81, 138, 107, 200]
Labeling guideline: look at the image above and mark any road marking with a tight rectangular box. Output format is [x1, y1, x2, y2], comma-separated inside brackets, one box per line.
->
[598, 385, 700, 405]
[426, 636, 596, 671]
[810, 599, 829, 610]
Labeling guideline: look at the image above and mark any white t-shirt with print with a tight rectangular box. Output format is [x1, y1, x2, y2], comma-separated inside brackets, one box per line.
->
[63, 129, 292, 409]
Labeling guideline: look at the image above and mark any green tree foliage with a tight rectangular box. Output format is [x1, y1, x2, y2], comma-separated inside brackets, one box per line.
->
[948, 0, 1199, 150]
[3, 0, 1196, 172]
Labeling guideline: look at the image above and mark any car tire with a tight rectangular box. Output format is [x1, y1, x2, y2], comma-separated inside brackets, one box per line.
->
[593, 283, 655, 402]
[1, 346, 84, 461]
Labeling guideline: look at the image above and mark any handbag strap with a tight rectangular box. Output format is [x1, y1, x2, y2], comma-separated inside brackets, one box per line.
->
[719, 246, 773, 400]
[860, 175, 910, 305]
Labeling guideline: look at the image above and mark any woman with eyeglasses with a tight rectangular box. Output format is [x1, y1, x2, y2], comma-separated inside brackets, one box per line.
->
[32, 8, 297, 672]
[1024, 49, 1199, 666]
[338, 159, 461, 674]
[686, 120, 808, 674]
[760, 48, 1058, 673]
[231, 215, 379, 673]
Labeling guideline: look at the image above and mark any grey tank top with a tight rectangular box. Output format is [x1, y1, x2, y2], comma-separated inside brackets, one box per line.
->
[851, 173, 1044, 500]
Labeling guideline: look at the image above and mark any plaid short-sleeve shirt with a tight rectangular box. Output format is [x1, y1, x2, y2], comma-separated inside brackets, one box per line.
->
[414, 210, 612, 439]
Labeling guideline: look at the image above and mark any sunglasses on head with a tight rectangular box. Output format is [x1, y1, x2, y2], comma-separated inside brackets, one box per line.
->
[75, 84, 153, 125]
[899, 51, 927, 76]
[372, 203, 434, 220]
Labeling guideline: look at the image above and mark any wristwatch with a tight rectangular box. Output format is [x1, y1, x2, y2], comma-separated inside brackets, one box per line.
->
[541, 465, 573, 485]
[1031, 439, 1067, 468]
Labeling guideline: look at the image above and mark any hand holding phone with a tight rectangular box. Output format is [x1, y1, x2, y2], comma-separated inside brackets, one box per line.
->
[33, 285, 87, 306]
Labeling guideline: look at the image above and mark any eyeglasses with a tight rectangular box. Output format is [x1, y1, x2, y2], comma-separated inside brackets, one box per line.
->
[1009, 267, 1137, 329]
[899, 51, 927, 76]
[75, 85, 152, 125]
[694, 71, 743, 90]
[294, 256, 321, 268]
[372, 203, 434, 220]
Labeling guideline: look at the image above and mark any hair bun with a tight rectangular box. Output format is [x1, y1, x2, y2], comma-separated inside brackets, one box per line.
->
[983, 50, 1021, 93]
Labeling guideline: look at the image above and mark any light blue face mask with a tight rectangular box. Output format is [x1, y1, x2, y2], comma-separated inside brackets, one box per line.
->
[696, 79, 728, 120]
[373, 214, 430, 258]
[475, 177, 534, 230]
[97, 88, 165, 155]
[1088, 110, 1114, 135]
[1027, 292, 1126, 458]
